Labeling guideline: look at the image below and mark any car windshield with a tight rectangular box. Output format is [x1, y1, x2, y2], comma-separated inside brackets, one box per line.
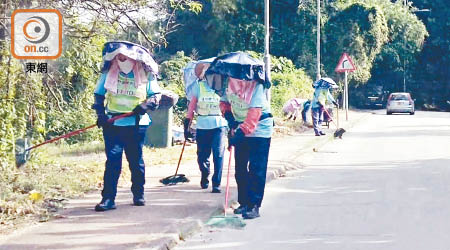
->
[391, 94, 409, 101]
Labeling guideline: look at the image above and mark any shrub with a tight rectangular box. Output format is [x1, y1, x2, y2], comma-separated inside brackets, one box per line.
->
[246, 51, 314, 116]
[159, 51, 192, 124]
[271, 68, 313, 116]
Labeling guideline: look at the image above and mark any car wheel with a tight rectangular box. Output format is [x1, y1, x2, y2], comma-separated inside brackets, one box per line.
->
[410, 112, 415, 115]
[386, 111, 392, 115]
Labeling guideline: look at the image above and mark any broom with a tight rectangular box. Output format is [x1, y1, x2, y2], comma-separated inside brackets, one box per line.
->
[159, 139, 190, 185]
[159, 119, 192, 185]
[206, 147, 246, 228]
[15, 112, 134, 168]
[323, 105, 346, 139]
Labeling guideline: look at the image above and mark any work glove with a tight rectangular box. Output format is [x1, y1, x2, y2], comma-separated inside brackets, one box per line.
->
[146, 95, 159, 111]
[133, 95, 160, 116]
[183, 118, 193, 140]
[228, 128, 245, 150]
[92, 94, 106, 114]
[92, 94, 111, 129]
[96, 113, 110, 128]
[224, 111, 239, 130]
[133, 104, 147, 115]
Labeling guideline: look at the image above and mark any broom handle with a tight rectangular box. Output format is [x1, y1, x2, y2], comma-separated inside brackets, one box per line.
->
[323, 107, 339, 129]
[174, 140, 186, 176]
[25, 112, 134, 151]
[336, 104, 340, 129]
[174, 119, 193, 176]
[224, 146, 233, 216]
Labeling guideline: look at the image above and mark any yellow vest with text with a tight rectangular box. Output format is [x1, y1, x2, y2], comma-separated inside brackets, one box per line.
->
[106, 73, 147, 113]
[197, 81, 221, 116]
[226, 91, 249, 122]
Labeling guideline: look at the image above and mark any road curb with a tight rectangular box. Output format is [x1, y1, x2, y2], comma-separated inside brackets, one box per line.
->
[158, 220, 203, 250]
[156, 111, 370, 250]
[153, 159, 302, 250]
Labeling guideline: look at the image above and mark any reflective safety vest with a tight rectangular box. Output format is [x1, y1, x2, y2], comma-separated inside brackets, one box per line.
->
[226, 91, 250, 123]
[318, 89, 328, 106]
[197, 81, 221, 116]
[106, 73, 147, 113]
[312, 88, 330, 108]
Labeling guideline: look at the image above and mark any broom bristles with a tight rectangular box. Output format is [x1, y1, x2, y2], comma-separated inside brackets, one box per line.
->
[206, 215, 246, 228]
[159, 174, 190, 185]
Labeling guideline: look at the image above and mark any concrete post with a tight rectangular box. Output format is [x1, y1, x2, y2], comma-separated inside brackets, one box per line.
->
[145, 107, 173, 148]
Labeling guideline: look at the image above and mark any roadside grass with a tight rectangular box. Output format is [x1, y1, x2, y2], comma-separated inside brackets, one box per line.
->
[0, 140, 196, 235]
[273, 116, 311, 137]
[0, 116, 306, 236]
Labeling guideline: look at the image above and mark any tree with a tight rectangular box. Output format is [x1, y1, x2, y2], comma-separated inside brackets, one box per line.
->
[323, 2, 389, 85]
[0, 0, 203, 167]
[364, 0, 428, 94]
[409, 0, 449, 110]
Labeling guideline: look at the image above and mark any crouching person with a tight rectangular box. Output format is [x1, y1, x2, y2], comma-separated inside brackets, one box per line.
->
[92, 41, 161, 211]
[282, 98, 308, 121]
[221, 78, 273, 219]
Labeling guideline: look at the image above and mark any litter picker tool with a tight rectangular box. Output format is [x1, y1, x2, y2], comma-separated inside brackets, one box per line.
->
[15, 112, 135, 168]
[206, 147, 246, 228]
[323, 106, 346, 139]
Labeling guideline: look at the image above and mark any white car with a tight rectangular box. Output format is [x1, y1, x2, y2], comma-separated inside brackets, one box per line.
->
[386, 92, 415, 115]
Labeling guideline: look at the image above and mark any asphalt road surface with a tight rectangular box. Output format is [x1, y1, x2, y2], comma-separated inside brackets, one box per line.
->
[176, 110, 450, 250]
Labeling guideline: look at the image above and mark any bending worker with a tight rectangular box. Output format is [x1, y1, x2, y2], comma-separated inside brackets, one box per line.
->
[282, 97, 309, 122]
[184, 63, 227, 193]
[221, 78, 273, 220]
[311, 78, 338, 136]
[92, 41, 161, 211]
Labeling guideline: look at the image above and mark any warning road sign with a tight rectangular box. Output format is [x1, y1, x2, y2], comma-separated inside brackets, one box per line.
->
[335, 53, 356, 72]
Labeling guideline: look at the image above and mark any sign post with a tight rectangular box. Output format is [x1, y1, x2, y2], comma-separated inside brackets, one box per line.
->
[335, 53, 356, 121]
[344, 71, 348, 120]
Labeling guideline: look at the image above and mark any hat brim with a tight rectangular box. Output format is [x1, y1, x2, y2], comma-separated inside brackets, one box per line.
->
[102, 41, 158, 74]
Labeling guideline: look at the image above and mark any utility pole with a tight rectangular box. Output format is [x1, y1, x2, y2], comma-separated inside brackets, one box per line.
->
[316, 0, 321, 80]
[264, 0, 271, 102]
[403, 0, 407, 92]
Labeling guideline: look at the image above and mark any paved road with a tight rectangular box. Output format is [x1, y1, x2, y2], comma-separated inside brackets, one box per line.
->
[176, 111, 450, 250]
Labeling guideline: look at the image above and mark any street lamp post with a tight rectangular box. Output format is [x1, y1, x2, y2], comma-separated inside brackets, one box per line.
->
[316, 0, 321, 80]
[264, 0, 271, 102]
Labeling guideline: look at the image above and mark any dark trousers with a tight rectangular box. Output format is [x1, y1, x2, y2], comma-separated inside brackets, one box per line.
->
[311, 107, 324, 134]
[102, 125, 148, 200]
[234, 137, 271, 208]
[196, 127, 226, 187]
[302, 101, 311, 123]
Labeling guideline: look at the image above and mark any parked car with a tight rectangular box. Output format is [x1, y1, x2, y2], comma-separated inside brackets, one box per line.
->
[364, 85, 387, 108]
[386, 92, 415, 115]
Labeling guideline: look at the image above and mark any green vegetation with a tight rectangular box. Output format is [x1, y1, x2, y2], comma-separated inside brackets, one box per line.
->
[159, 51, 193, 124]
[323, 2, 389, 84]
[0, 141, 197, 232]
[246, 52, 313, 116]
[166, 0, 443, 109]
[0, 0, 202, 229]
[0, 0, 448, 231]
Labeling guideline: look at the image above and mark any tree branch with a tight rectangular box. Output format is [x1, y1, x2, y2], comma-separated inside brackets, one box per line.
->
[122, 12, 159, 47]
[43, 74, 64, 112]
